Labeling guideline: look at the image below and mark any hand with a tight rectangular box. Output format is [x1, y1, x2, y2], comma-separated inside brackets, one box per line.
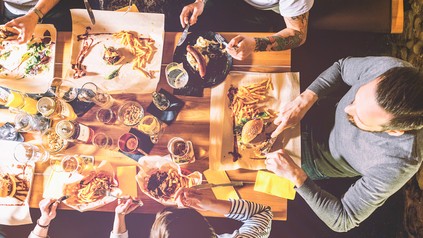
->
[271, 89, 318, 138]
[179, 1, 206, 28]
[226, 35, 256, 60]
[38, 198, 58, 225]
[5, 12, 38, 44]
[175, 188, 213, 211]
[115, 197, 140, 217]
[265, 149, 307, 187]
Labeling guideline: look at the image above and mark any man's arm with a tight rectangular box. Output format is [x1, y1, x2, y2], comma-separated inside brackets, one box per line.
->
[255, 12, 309, 51]
[5, 0, 60, 43]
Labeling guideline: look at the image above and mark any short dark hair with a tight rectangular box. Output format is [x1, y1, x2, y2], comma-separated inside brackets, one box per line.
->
[376, 67, 423, 131]
[149, 207, 217, 238]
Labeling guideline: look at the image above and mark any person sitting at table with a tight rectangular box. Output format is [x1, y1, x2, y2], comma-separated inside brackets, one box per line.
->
[150, 188, 273, 238]
[110, 197, 141, 238]
[28, 198, 60, 238]
[1, 0, 84, 43]
[179, 0, 313, 60]
[265, 56, 423, 232]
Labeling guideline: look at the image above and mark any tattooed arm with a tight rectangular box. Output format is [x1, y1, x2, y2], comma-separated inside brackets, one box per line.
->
[227, 12, 309, 60]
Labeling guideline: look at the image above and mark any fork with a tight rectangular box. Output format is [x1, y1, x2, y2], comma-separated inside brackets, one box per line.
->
[215, 33, 238, 51]
[95, 189, 143, 206]
[124, 0, 133, 15]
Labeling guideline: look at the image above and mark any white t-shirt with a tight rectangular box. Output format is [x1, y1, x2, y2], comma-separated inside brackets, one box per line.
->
[4, 0, 38, 15]
[244, 0, 314, 17]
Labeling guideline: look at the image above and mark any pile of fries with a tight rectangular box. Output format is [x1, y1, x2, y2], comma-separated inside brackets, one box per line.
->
[68, 171, 114, 204]
[229, 78, 276, 125]
[113, 31, 156, 79]
[146, 169, 191, 200]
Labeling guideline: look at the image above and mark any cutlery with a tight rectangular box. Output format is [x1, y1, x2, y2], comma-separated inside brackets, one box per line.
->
[83, 0, 96, 25]
[124, 0, 133, 15]
[49, 195, 69, 208]
[95, 189, 143, 206]
[176, 24, 190, 46]
[192, 181, 245, 190]
[215, 33, 238, 51]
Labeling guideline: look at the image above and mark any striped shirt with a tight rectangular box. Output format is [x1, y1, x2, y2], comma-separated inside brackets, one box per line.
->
[219, 199, 273, 238]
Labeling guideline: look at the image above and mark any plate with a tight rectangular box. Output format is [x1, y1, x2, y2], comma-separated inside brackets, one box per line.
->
[173, 31, 232, 88]
[0, 24, 56, 94]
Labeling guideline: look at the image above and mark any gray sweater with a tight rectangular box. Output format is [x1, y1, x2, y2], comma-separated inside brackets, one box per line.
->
[296, 56, 423, 232]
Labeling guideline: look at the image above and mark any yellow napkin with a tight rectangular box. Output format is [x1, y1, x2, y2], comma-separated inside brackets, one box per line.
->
[117, 166, 138, 198]
[203, 169, 239, 200]
[116, 4, 139, 12]
[254, 171, 296, 200]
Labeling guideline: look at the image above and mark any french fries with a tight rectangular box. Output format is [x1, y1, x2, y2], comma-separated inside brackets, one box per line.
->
[229, 78, 276, 124]
[113, 31, 156, 79]
[70, 171, 114, 204]
[147, 168, 192, 200]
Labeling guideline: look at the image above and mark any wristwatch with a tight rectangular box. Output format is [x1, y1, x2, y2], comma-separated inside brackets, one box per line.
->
[31, 8, 44, 22]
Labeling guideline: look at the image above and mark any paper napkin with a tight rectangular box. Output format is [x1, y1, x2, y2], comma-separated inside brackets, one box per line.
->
[203, 169, 239, 200]
[254, 171, 296, 200]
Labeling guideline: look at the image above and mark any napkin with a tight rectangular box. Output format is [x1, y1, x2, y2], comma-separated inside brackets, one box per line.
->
[0, 141, 32, 225]
[203, 169, 239, 200]
[117, 166, 138, 198]
[146, 89, 185, 125]
[254, 171, 296, 200]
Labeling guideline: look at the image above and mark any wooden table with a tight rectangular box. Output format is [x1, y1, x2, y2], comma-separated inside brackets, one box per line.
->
[23, 32, 292, 220]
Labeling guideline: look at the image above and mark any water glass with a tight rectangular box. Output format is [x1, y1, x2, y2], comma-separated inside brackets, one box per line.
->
[14, 142, 49, 164]
[78, 82, 114, 108]
[96, 108, 117, 125]
[92, 132, 114, 149]
[165, 62, 189, 89]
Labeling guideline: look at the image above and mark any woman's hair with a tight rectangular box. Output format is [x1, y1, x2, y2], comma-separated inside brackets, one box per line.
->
[149, 207, 217, 238]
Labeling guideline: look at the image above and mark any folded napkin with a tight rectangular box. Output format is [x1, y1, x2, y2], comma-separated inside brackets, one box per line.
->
[203, 169, 239, 200]
[254, 171, 296, 200]
[117, 166, 138, 198]
[0, 141, 32, 225]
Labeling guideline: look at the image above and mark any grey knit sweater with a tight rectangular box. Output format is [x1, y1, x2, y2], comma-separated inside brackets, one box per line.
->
[296, 56, 423, 232]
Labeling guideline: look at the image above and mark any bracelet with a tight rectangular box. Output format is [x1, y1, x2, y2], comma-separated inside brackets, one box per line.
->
[37, 219, 50, 229]
[31, 8, 44, 21]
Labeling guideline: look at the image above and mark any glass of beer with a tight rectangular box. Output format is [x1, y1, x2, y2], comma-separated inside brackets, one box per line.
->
[138, 115, 162, 144]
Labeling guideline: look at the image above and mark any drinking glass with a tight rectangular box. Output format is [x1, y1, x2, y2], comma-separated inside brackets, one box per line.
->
[0, 87, 9, 105]
[78, 82, 114, 108]
[96, 108, 117, 125]
[165, 62, 189, 89]
[92, 132, 114, 149]
[14, 142, 50, 164]
[118, 133, 145, 154]
[14, 112, 50, 133]
[138, 115, 162, 144]
[0, 122, 19, 141]
[49, 77, 78, 102]
[167, 137, 195, 164]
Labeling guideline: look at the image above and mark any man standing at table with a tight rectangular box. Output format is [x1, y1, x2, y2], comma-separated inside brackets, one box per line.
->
[179, 0, 314, 60]
[265, 56, 423, 232]
[1, 0, 84, 43]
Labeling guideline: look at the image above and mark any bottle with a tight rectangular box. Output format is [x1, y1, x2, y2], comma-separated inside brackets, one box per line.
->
[152, 91, 170, 111]
[55, 120, 94, 144]
[37, 97, 77, 120]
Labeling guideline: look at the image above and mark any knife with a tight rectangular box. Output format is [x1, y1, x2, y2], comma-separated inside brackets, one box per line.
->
[192, 181, 245, 190]
[176, 24, 190, 46]
[83, 0, 96, 25]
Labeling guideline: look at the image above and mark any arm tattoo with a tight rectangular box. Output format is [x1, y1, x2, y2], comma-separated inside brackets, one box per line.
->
[254, 37, 271, 51]
[290, 13, 308, 25]
[254, 31, 303, 52]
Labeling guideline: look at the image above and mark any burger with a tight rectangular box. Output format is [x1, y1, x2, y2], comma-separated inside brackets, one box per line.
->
[0, 26, 19, 41]
[240, 118, 275, 157]
[103, 46, 124, 65]
[0, 174, 16, 198]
